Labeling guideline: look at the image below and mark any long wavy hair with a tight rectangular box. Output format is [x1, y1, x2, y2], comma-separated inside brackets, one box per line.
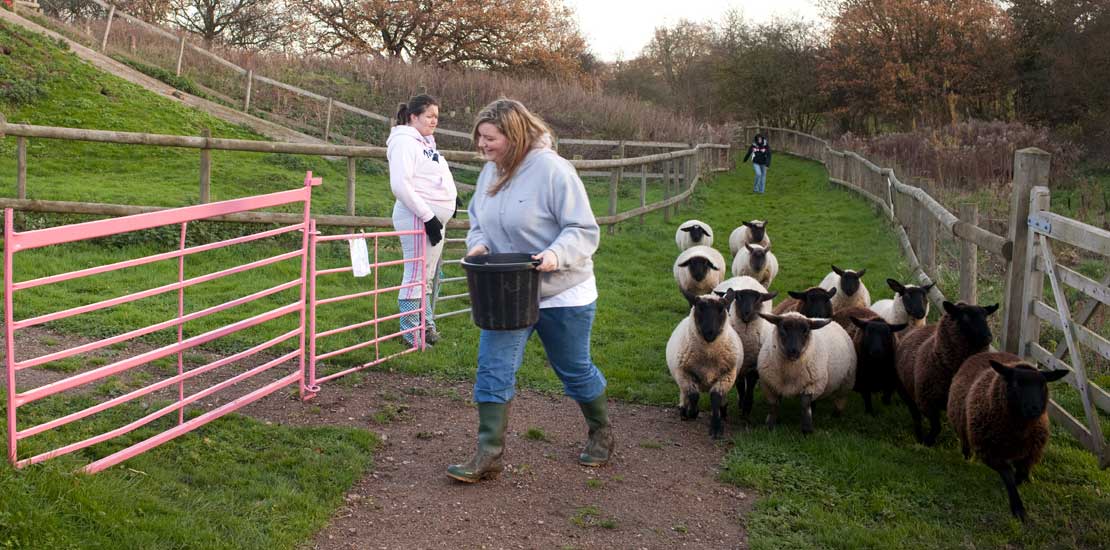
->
[471, 98, 554, 196]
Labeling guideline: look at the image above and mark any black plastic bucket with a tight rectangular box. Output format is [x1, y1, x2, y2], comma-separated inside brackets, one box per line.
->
[461, 253, 542, 330]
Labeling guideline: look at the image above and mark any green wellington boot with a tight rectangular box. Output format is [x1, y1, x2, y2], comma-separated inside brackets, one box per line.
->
[446, 402, 509, 483]
[578, 394, 614, 466]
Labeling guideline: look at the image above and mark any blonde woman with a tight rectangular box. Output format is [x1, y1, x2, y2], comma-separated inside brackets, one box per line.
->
[447, 99, 614, 483]
[386, 94, 457, 346]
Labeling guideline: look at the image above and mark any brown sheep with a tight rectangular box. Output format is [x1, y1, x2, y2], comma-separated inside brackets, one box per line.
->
[832, 306, 907, 415]
[895, 301, 999, 446]
[947, 351, 1068, 521]
[772, 286, 836, 318]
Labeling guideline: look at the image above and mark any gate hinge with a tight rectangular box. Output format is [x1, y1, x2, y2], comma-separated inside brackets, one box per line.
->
[1027, 215, 1051, 234]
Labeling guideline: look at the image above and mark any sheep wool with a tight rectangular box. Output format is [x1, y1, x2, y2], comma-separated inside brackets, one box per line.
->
[871, 279, 934, 329]
[728, 220, 771, 256]
[819, 266, 872, 312]
[730, 243, 779, 287]
[675, 219, 714, 251]
[757, 312, 857, 432]
[673, 245, 727, 306]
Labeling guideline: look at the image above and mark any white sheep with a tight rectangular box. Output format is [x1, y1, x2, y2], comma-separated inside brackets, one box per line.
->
[666, 290, 744, 439]
[673, 245, 727, 307]
[757, 312, 857, 434]
[714, 276, 776, 418]
[818, 265, 872, 312]
[870, 278, 935, 328]
[730, 243, 779, 287]
[675, 219, 714, 251]
[728, 220, 772, 256]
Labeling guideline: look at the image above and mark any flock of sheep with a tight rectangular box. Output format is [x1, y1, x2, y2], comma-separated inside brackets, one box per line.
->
[666, 219, 1069, 521]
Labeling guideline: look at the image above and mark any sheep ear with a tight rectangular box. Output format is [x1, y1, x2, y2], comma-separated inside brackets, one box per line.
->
[788, 290, 805, 300]
[886, 278, 904, 293]
[808, 318, 832, 330]
[712, 290, 725, 297]
[680, 226, 694, 233]
[708, 261, 720, 271]
[702, 228, 712, 237]
[764, 243, 772, 251]
[759, 313, 782, 325]
[743, 220, 753, 228]
[1043, 369, 1070, 383]
[724, 288, 737, 304]
[760, 220, 768, 228]
[832, 265, 844, 276]
[826, 287, 837, 298]
[678, 259, 693, 268]
[984, 303, 1000, 316]
[850, 316, 869, 329]
[745, 243, 754, 252]
[761, 291, 778, 302]
[856, 268, 867, 278]
[989, 360, 1014, 380]
[923, 282, 936, 292]
[942, 301, 958, 315]
[890, 323, 909, 333]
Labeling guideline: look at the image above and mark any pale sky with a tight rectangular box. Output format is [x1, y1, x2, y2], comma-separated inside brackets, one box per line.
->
[564, 0, 824, 61]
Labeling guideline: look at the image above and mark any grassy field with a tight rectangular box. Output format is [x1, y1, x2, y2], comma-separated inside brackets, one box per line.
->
[3, 17, 1110, 549]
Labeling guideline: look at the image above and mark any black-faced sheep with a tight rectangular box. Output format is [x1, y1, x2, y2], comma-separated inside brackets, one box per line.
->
[728, 220, 772, 256]
[832, 306, 908, 415]
[871, 278, 935, 328]
[771, 286, 837, 319]
[895, 301, 999, 446]
[757, 312, 857, 434]
[714, 276, 777, 418]
[666, 290, 744, 439]
[819, 265, 872, 312]
[673, 245, 727, 307]
[675, 220, 714, 251]
[947, 351, 1068, 521]
[730, 243, 779, 287]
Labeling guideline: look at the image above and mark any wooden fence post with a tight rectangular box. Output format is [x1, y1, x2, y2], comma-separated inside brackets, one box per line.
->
[199, 128, 211, 203]
[958, 203, 979, 304]
[324, 98, 334, 142]
[663, 160, 672, 223]
[916, 203, 936, 278]
[1016, 187, 1050, 358]
[347, 157, 356, 216]
[243, 70, 253, 112]
[16, 136, 27, 200]
[100, 4, 115, 51]
[1002, 147, 1052, 354]
[608, 159, 620, 236]
[639, 162, 647, 225]
[175, 35, 186, 76]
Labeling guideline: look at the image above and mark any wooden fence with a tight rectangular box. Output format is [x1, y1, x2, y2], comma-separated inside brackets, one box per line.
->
[29, 0, 721, 174]
[744, 126, 1108, 467]
[1, 116, 730, 230]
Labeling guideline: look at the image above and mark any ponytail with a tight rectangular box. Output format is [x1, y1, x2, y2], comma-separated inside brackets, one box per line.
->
[395, 103, 410, 126]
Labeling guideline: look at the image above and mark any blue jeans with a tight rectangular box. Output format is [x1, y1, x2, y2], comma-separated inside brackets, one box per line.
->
[753, 163, 768, 193]
[474, 302, 607, 404]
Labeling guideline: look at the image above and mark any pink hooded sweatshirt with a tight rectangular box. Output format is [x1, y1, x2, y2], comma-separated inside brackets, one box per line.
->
[386, 125, 458, 222]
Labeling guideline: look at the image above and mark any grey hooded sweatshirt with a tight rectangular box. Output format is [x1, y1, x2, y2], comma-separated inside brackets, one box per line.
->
[466, 145, 600, 298]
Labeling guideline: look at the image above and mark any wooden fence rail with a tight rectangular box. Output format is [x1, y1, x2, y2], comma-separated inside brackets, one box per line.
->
[1, 117, 729, 230]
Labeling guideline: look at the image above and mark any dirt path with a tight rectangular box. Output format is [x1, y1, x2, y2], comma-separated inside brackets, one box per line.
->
[3, 326, 751, 549]
[0, 9, 324, 145]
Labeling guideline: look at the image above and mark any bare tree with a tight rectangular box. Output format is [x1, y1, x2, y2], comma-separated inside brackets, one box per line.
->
[169, 0, 289, 48]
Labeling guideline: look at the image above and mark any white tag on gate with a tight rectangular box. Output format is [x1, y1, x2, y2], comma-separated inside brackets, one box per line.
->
[349, 237, 371, 278]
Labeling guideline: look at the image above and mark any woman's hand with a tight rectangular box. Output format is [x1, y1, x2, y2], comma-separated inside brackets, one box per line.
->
[466, 245, 489, 257]
[532, 250, 558, 272]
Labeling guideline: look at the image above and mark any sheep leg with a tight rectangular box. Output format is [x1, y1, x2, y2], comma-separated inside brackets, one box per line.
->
[799, 394, 814, 434]
[681, 290, 698, 308]
[895, 383, 925, 443]
[996, 463, 1027, 522]
[881, 389, 893, 405]
[682, 391, 700, 420]
[923, 408, 942, 447]
[709, 391, 725, 439]
[740, 370, 758, 418]
[862, 391, 875, 416]
[1013, 456, 1036, 486]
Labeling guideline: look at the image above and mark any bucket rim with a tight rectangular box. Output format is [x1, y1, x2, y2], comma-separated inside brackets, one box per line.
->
[461, 253, 542, 272]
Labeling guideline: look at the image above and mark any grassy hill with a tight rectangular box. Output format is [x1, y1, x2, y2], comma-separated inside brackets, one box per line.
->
[1, 17, 1109, 550]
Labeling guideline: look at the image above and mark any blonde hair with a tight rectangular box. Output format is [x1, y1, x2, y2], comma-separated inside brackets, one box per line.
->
[471, 98, 554, 196]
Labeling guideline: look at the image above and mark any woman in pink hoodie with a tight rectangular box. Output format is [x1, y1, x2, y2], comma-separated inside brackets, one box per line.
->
[387, 94, 458, 346]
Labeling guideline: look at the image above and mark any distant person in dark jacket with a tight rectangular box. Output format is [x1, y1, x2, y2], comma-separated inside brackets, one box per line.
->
[743, 133, 771, 193]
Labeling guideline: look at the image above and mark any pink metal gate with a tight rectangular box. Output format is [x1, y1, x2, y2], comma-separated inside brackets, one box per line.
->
[304, 219, 428, 396]
[4, 173, 320, 473]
